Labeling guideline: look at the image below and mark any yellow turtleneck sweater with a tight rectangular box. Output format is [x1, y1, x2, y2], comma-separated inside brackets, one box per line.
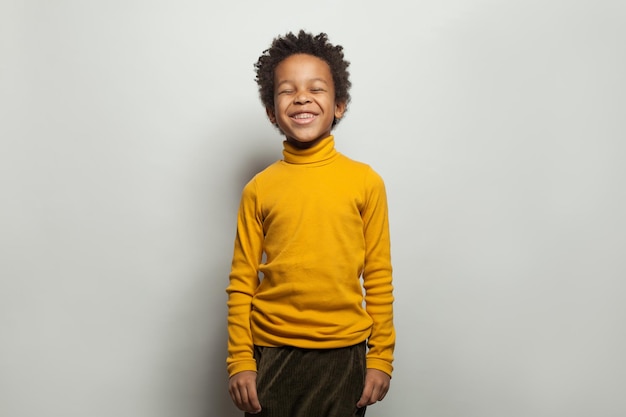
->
[226, 136, 395, 377]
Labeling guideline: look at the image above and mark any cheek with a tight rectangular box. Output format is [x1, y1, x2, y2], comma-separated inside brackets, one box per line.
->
[274, 98, 288, 112]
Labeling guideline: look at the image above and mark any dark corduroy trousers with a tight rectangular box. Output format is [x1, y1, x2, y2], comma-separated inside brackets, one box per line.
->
[245, 342, 367, 417]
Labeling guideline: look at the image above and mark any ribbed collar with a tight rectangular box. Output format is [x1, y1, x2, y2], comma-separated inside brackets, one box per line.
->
[282, 135, 338, 165]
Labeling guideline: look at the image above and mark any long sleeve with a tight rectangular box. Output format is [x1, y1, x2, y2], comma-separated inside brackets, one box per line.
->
[361, 168, 395, 376]
[226, 179, 263, 376]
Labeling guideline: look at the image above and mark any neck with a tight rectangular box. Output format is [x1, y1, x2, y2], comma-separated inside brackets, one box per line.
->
[285, 134, 327, 150]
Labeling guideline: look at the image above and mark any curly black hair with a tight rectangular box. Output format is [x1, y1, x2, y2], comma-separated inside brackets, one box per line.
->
[255, 30, 351, 126]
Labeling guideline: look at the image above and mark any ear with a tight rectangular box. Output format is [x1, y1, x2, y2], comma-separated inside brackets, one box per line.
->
[334, 101, 347, 120]
[266, 107, 277, 125]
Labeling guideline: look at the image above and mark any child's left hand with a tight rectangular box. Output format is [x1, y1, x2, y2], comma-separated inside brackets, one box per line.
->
[356, 368, 390, 408]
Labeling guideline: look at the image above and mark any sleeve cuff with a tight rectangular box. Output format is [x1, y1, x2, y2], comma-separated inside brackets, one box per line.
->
[227, 358, 257, 377]
[366, 357, 393, 378]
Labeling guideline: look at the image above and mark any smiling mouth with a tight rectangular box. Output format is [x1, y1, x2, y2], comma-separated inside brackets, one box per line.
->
[292, 113, 316, 119]
[290, 112, 317, 124]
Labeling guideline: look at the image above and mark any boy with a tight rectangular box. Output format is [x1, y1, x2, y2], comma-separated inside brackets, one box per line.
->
[226, 30, 395, 417]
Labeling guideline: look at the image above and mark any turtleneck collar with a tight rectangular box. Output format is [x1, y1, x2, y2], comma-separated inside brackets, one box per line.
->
[282, 135, 338, 165]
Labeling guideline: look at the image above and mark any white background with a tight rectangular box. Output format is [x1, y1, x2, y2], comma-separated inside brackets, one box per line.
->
[1, 1, 625, 416]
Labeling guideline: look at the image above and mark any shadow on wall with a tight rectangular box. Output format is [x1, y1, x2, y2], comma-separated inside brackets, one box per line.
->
[163, 119, 279, 417]
[211, 135, 277, 417]
[233, 138, 283, 191]
[208, 131, 279, 417]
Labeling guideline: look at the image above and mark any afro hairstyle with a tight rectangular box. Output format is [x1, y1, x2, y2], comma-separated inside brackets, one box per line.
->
[254, 30, 351, 126]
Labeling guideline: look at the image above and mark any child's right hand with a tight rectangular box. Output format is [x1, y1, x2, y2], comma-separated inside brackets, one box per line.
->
[228, 370, 262, 414]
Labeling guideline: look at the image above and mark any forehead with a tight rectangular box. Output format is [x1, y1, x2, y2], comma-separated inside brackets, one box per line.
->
[274, 54, 333, 83]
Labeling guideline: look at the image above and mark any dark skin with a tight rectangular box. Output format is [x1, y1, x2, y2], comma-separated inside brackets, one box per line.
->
[228, 53, 390, 414]
[266, 54, 345, 149]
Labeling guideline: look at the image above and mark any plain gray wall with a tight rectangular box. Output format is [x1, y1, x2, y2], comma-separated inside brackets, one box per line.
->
[1, 1, 625, 416]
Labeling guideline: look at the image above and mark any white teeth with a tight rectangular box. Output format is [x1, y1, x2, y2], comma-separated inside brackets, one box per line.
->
[293, 113, 315, 119]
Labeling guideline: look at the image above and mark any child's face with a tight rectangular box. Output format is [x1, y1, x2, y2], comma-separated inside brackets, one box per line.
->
[267, 54, 346, 148]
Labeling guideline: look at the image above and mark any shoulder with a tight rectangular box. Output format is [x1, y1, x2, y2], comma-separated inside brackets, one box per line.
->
[337, 153, 386, 185]
[243, 160, 283, 185]
[239, 160, 281, 193]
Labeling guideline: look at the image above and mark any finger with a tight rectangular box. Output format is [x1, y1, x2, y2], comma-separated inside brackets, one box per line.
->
[373, 384, 389, 402]
[358, 379, 390, 407]
[230, 382, 256, 413]
[228, 385, 243, 409]
[246, 384, 262, 413]
[235, 387, 248, 411]
[367, 384, 382, 406]
[356, 382, 374, 408]
[229, 372, 262, 413]
[238, 386, 259, 414]
[378, 387, 388, 401]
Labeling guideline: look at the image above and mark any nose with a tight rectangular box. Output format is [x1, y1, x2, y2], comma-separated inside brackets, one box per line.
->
[294, 91, 311, 104]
